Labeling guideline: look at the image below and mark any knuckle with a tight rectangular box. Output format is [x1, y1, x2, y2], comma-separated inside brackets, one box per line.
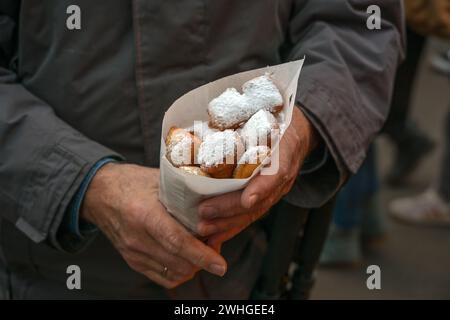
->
[125, 201, 149, 226]
[198, 226, 212, 238]
[165, 232, 184, 255]
[193, 252, 207, 268]
[126, 200, 146, 216]
[123, 236, 139, 251]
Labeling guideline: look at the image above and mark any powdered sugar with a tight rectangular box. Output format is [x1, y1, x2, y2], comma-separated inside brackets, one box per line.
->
[239, 109, 278, 147]
[168, 128, 190, 145]
[208, 74, 283, 130]
[242, 73, 283, 111]
[185, 121, 219, 140]
[169, 135, 195, 166]
[198, 130, 244, 167]
[238, 146, 271, 165]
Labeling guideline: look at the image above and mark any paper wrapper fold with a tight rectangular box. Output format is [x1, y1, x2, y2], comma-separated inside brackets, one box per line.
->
[159, 59, 305, 232]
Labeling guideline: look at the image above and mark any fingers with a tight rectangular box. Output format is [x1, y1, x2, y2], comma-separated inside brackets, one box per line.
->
[197, 175, 283, 222]
[240, 121, 306, 209]
[240, 145, 297, 209]
[123, 250, 193, 289]
[240, 173, 285, 209]
[141, 268, 191, 290]
[198, 191, 247, 220]
[141, 270, 178, 289]
[207, 227, 242, 249]
[166, 229, 227, 277]
[145, 202, 228, 277]
[129, 237, 198, 278]
[198, 215, 250, 237]
[208, 238, 223, 253]
[198, 204, 268, 237]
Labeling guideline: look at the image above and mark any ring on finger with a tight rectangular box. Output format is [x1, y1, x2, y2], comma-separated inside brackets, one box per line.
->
[161, 265, 169, 278]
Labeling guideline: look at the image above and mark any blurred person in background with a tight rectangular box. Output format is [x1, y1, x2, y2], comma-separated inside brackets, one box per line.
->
[316, 1, 449, 266]
[319, 0, 450, 265]
[390, 0, 450, 225]
[383, 26, 434, 186]
[411, 0, 450, 76]
[431, 47, 450, 75]
[319, 146, 385, 266]
[382, 0, 450, 186]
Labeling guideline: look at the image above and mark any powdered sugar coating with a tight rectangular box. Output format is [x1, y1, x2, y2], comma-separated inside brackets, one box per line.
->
[198, 130, 244, 167]
[169, 136, 195, 166]
[208, 74, 283, 130]
[238, 146, 271, 165]
[242, 73, 283, 111]
[208, 88, 250, 130]
[185, 121, 219, 140]
[167, 128, 190, 146]
[179, 166, 210, 177]
[239, 109, 279, 147]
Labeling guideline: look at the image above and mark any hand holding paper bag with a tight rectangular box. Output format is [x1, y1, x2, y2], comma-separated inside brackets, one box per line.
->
[198, 107, 319, 250]
[81, 164, 227, 289]
[159, 59, 305, 233]
[80, 60, 306, 289]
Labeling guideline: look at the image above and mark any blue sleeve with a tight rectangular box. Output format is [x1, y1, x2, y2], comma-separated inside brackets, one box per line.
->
[57, 157, 119, 251]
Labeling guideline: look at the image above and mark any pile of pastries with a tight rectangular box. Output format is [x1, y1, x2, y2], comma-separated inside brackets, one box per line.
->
[165, 74, 284, 179]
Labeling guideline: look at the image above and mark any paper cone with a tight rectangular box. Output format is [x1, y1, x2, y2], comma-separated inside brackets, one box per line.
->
[159, 59, 305, 232]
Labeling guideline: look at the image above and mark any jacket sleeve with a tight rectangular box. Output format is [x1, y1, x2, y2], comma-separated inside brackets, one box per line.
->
[282, 0, 405, 208]
[0, 3, 123, 250]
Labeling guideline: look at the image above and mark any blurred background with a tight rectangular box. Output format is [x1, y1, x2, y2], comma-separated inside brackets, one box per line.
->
[311, 36, 450, 299]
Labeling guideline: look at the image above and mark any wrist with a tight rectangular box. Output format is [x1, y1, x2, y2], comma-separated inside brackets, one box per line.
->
[80, 161, 120, 224]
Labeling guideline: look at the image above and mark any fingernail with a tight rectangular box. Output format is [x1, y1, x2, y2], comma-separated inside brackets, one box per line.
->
[199, 206, 218, 219]
[247, 194, 259, 208]
[209, 263, 226, 277]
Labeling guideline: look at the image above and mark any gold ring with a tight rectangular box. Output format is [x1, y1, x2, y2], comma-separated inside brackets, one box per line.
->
[162, 266, 168, 278]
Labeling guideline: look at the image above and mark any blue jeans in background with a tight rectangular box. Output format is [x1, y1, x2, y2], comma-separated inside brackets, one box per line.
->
[333, 146, 379, 230]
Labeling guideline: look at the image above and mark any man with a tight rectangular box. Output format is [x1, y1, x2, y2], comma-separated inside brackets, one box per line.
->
[0, 1, 404, 299]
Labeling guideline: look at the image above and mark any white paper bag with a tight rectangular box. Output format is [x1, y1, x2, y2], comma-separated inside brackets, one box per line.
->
[159, 59, 305, 232]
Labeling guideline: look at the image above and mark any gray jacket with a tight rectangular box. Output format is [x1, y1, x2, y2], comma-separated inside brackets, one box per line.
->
[0, 0, 404, 299]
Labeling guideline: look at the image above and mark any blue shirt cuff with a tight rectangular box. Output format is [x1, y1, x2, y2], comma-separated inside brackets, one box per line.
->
[67, 157, 118, 238]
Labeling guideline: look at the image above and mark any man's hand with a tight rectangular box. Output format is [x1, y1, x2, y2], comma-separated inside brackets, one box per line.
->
[197, 107, 319, 250]
[81, 164, 227, 289]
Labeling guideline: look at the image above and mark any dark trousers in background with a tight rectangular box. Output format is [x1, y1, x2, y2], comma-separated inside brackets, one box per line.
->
[438, 107, 450, 201]
[252, 199, 334, 300]
[332, 146, 378, 230]
[383, 28, 426, 141]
